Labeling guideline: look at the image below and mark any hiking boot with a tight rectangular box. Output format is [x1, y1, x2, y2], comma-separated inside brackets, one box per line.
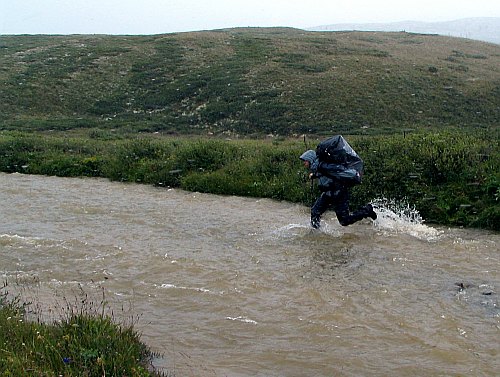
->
[365, 204, 377, 220]
[311, 216, 321, 229]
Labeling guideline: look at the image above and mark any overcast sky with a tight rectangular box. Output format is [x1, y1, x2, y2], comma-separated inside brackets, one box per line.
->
[1, 0, 500, 35]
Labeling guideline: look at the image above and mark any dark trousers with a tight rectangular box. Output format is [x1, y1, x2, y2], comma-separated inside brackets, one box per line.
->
[311, 188, 368, 228]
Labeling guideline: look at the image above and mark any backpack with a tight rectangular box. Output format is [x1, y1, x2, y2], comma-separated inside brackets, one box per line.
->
[315, 136, 363, 185]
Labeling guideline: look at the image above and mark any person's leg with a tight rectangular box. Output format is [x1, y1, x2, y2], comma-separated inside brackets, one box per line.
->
[336, 206, 370, 226]
[364, 204, 377, 220]
[311, 192, 332, 229]
[334, 190, 377, 226]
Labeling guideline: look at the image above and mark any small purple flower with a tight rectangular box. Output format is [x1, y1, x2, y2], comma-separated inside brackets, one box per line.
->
[63, 357, 71, 364]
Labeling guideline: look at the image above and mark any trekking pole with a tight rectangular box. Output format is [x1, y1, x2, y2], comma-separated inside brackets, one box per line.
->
[303, 134, 315, 206]
[310, 177, 315, 206]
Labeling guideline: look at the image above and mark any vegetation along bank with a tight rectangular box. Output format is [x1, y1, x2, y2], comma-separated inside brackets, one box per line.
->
[0, 130, 498, 230]
[0, 285, 163, 376]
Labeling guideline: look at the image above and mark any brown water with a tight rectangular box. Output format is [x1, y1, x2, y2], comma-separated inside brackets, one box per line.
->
[1, 173, 498, 376]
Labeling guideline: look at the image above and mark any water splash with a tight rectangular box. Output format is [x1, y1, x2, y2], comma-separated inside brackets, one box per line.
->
[371, 198, 443, 241]
[271, 223, 311, 238]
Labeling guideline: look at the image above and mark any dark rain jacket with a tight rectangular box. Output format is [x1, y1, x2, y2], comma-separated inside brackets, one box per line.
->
[313, 161, 345, 192]
[300, 149, 361, 192]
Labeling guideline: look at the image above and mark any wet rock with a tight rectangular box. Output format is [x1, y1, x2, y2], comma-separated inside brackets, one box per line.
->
[454, 281, 498, 315]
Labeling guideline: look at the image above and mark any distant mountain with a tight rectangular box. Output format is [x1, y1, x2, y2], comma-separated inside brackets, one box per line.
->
[308, 17, 500, 45]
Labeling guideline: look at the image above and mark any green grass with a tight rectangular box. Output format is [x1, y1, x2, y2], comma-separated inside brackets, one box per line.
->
[1, 29, 499, 136]
[0, 285, 165, 376]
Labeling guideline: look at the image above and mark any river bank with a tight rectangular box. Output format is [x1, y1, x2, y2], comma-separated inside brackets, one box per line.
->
[0, 284, 163, 376]
[1, 130, 498, 230]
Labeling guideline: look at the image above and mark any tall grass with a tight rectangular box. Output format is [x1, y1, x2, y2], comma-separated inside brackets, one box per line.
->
[0, 284, 165, 376]
[0, 130, 498, 230]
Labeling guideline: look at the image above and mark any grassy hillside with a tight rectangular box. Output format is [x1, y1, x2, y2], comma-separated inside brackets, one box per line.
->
[1, 28, 499, 136]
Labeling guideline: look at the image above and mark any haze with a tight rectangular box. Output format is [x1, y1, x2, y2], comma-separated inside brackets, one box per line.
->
[2, 0, 500, 35]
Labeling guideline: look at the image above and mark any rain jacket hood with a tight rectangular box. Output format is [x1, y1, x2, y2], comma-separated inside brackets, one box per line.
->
[299, 150, 317, 163]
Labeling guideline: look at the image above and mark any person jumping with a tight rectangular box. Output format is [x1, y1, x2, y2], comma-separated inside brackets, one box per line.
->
[300, 135, 377, 229]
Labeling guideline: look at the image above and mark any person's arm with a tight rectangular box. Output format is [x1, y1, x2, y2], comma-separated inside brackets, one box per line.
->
[309, 159, 322, 179]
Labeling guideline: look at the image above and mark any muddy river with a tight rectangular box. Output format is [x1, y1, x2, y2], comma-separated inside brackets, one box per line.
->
[1, 173, 498, 376]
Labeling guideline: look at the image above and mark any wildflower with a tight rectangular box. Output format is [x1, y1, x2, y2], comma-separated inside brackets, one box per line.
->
[63, 357, 71, 364]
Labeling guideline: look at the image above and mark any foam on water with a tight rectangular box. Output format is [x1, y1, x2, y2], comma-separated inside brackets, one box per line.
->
[156, 283, 223, 295]
[225, 316, 258, 325]
[271, 223, 311, 238]
[0, 233, 45, 245]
